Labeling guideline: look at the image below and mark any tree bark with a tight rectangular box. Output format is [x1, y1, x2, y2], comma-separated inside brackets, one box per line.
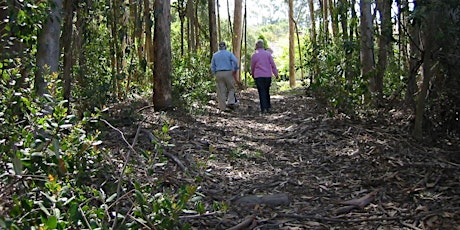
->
[232, 0, 243, 82]
[62, 0, 74, 105]
[288, 0, 296, 87]
[209, 0, 218, 56]
[36, 0, 63, 96]
[375, 0, 392, 104]
[153, 0, 173, 110]
[359, 0, 375, 100]
[413, 0, 439, 139]
[186, 0, 196, 52]
[308, 0, 317, 85]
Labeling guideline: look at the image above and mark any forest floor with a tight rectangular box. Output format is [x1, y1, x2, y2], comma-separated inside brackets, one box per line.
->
[103, 86, 460, 229]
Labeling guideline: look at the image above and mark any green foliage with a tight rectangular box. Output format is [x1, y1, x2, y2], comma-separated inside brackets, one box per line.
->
[304, 39, 366, 115]
[171, 52, 215, 113]
[0, 66, 213, 229]
[71, 3, 114, 112]
[0, 67, 103, 229]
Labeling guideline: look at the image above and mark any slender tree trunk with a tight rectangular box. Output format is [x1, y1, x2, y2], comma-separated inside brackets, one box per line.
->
[405, 1, 420, 109]
[136, 0, 144, 71]
[232, 0, 243, 82]
[209, 0, 218, 56]
[339, 0, 352, 82]
[294, 20, 304, 80]
[217, 0, 221, 42]
[186, 0, 196, 52]
[359, 0, 375, 100]
[288, 0, 296, 87]
[144, 0, 153, 67]
[109, 0, 118, 97]
[177, 1, 186, 56]
[75, 3, 86, 89]
[62, 0, 74, 104]
[375, 0, 392, 104]
[308, 0, 317, 85]
[328, 0, 338, 38]
[322, 0, 329, 41]
[36, 0, 63, 96]
[153, 0, 173, 110]
[413, 0, 438, 139]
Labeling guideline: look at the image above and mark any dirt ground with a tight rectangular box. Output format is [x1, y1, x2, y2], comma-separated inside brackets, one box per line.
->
[104, 87, 460, 229]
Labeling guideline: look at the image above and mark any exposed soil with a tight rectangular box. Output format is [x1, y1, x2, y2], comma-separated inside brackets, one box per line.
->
[103, 87, 460, 229]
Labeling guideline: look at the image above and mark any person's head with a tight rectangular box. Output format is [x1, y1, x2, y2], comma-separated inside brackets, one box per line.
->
[255, 39, 264, 49]
[219, 41, 227, 50]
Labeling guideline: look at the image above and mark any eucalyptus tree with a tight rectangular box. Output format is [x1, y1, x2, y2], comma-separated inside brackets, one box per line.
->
[288, 0, 296, 87]
[36, 0, 63, 97]
[232, 0, 243, 82]
[359, 0, 375, 102]
[153, 0, 173, 110]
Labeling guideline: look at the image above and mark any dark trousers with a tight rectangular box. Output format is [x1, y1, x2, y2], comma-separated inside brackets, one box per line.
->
[255, 77, 272, 111]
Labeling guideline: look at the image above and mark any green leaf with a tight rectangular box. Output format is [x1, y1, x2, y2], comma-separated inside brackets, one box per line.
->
[106, 193, 117, 203]
[12, 154, 23, 175]
[46, 215, 58, 229]
[37, 201, 51, 216]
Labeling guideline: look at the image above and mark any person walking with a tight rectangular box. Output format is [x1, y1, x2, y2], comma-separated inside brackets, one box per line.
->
[251, 39, 279, 114]
[210, 41, 240, 112]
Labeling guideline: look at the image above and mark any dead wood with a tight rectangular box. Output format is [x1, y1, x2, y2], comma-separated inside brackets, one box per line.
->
[338, 189, 380, 207]
[102, 88, 460, 229]
[332, 189, 380, 215]
[226, 215, 256, 230]
[140, 128, 189, 173]
[232, 193, 290, 207]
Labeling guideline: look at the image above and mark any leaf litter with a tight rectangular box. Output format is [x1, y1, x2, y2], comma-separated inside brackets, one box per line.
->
[102, 87, 460, 229]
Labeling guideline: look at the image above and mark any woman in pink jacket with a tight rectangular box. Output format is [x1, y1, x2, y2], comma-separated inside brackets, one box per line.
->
[250, 40, 279, 114]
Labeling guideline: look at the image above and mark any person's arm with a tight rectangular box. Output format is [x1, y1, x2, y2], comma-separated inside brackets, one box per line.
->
[250, 54, 256, 77]
[269, 55, 279, 78]
[210, 56, 216, 75]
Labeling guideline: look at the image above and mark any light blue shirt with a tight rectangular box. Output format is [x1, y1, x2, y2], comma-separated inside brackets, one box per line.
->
[211, 49, 239, 75]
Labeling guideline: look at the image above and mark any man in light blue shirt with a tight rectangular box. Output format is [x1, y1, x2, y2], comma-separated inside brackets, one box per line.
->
[211, 41, 239, 111]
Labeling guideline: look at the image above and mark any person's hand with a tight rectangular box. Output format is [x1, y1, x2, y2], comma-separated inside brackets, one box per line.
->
[235, 80, 243, 90]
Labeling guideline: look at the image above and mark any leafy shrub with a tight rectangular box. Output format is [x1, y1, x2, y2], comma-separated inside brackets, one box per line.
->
[0, 68, 207, 229]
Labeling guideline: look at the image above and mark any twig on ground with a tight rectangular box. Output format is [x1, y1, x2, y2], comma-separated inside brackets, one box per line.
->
[227, 215, 256, 230]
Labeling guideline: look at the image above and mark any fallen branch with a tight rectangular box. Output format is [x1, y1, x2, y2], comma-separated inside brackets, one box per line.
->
[227, 215, 256, 230]
[140, 129, 189, 173]
[101, 118, 144, 229]
[333, 189, 380, 214]
[233, 193, 290, 207]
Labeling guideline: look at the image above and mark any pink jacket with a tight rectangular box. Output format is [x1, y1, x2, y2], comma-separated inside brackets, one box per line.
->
[251, 48, 279, 78]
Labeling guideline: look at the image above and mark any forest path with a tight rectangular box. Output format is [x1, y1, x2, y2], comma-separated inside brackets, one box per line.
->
[105, 87, 460, 229]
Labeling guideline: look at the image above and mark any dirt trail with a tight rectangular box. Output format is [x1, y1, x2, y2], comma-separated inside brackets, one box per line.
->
[106, 87, 460, 229]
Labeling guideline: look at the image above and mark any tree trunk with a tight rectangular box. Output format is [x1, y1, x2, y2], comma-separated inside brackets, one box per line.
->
[144, 0, 153, 67]
[232, 0, 243, 82]
[328, 0, 338, 38]
[186, 0, 196, 52]
[308, 0, 317, 85]
[209, 0, 218, 56]
[375, 0, 392, 104]
[153, 0, 173, 110]
[359, 0, 375, 100]
[413, 0, 438, 139]
[288, 0, 296, 87]
[62, 0, 74, 105]
[36, 0, 63, 97]
[322, 0, 329, 41]
[217, 0, 221, 42]
[405, 1, 420, 109]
